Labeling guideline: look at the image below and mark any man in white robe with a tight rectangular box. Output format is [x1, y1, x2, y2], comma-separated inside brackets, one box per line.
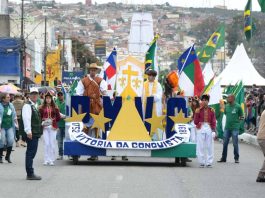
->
[143, 69, 164, 140]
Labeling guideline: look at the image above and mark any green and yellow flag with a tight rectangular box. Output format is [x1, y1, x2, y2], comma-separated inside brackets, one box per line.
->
[145, 34, 159, 72]
[202, 75, 215, 95]
[198, 24, 225, 63]
[244, 0, 252, 41]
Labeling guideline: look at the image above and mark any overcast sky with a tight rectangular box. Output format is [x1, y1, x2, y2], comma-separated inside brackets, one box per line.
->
[9, 0, 262, 11]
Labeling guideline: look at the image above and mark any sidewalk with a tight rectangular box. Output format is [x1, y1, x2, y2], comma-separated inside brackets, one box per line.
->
[239, 132, 259, 147]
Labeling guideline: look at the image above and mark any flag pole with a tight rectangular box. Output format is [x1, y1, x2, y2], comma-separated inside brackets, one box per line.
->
[179, 44, 194, 75]
[223, 0, 226, 71]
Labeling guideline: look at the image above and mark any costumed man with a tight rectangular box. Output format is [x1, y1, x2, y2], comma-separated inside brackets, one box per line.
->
[143, 69, 163, 140]
[75, 63, 107, 161]
[194, 94, 216, 168]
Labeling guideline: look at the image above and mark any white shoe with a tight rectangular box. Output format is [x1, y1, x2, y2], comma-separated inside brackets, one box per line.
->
[49, 161, 55, 166]
[43, 161, 49, 166]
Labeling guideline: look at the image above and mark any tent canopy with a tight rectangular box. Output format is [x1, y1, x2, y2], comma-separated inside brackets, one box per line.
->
[217, 43, 265, 86]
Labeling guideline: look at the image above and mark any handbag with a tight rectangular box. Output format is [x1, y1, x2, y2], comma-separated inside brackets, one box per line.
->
[42, 118, 52, 126]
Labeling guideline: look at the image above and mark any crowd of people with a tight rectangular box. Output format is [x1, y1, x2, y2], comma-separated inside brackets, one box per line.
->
[0, 63, 264, 183]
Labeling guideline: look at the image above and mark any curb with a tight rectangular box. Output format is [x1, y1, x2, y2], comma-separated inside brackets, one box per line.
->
[239, 133, 259, 146]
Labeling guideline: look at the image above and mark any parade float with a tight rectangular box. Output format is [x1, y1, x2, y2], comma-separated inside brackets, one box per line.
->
[63, 56, 196, 165]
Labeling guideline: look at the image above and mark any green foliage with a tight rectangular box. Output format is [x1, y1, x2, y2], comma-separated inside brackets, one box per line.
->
[226, 15, 244, 56]
[70, 38, 99, 71]
[189, 17, 219, 47]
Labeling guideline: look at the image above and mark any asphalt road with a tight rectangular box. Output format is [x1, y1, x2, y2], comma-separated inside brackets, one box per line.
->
[1, 139, 265, 198]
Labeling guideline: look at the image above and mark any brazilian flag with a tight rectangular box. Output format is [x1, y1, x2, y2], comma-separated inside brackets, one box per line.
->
[145, 34, 159, 72]
[198, 24, 225, 63]
[244, 0, 252, 41]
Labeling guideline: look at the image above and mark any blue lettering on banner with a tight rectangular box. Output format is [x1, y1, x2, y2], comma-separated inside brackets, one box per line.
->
[69, 122, 190, 150]
[117, 142, 122, 148]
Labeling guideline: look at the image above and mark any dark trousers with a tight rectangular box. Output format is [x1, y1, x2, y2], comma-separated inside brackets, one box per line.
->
[56, 127, 65, 156]
[221, 130, 239, 160]
[25, 137, 39, 176]
[16, 129, 26, 142]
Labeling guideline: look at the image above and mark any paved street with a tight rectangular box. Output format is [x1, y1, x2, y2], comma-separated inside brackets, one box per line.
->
[1, 139, 265, 198]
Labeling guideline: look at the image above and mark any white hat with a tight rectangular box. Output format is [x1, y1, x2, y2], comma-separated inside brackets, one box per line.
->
[29, 87, 39, 94]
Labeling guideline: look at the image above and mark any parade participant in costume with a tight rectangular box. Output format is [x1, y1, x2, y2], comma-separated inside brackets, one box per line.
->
[218, 94, 243, 163]
[55, 91, 66, 160]
[76, 63, 107, 161]
[39, 91, 61, 166]
[21, 87, 42, 180]
[194, 94, 216, 168]
[143, 69, 163, 140]
[0, 93, 18, 163]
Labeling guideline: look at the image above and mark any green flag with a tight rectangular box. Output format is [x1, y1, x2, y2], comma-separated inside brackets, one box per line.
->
[233, 81, 245, 134]
[202, 75, 215, 95]
[69, 79, 78, 96]
[244, 0, 252, 41]
[198, 24, 225, 63]
[145, 34, 159, 72]
[258, 0, 265, 12]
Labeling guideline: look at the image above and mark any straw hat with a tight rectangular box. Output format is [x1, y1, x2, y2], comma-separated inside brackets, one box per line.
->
[86, 63, 102, 70]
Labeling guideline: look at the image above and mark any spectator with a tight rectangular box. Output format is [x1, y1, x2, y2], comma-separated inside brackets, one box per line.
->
[0, 93, 18, 163]
[55, 91, 66, 160]
[12, 94, 26, 147]
[256, 109, 265, 182]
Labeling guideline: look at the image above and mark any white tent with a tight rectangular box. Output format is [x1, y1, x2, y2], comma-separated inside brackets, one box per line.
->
[202, 62, 215, 85]
[217, 43, 265, 86]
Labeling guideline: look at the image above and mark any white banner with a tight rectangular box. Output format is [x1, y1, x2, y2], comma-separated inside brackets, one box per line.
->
[68, 122, 190, 150]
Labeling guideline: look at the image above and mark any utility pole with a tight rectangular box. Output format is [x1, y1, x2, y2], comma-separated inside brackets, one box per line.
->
[223, 0, 226, 71]
[43, 16, 47, 86]
[20, 0, 25, 89]
[61, 31, 65, 73]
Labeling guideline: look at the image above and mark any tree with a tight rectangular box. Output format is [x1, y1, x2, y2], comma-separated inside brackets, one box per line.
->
[226, 15, 265, 77]
[226, 15, 244, 56]
[189, 17, 219, 47]
[70, 38, 99, 71]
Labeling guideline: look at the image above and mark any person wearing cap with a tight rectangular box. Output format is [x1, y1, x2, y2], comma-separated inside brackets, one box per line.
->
[55, 91, 66, 160]
[0, 93, 18, 163]
[21, 87, 42, 180]
[75, 63, 107, 161]
[217, 94, 244, 163]
[39, 91, 61, 166]
[194, 94, 216, 168]
[143, 69, 163, 140]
